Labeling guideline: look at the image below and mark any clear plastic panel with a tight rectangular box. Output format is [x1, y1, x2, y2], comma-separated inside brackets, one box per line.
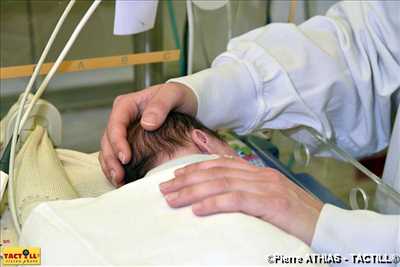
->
[269, 127, 400, 214]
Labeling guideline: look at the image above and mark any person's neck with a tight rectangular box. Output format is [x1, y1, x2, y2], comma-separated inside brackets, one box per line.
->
[146, 153, 218, 177]
[154, 144, 202, 167]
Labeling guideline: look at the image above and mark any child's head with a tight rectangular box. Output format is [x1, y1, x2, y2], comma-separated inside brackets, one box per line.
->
[124, 112, 235, 183]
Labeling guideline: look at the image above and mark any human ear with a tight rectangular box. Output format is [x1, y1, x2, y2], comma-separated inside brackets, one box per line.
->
[191, 129, 212, 153]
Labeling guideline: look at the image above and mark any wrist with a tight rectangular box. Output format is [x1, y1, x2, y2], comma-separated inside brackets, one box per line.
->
[167, 81, 198, 117]
[305, 202, 323, 245]
[292, 200, 323, 246]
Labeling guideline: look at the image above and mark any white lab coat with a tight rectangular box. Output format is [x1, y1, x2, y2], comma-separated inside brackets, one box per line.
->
[164, 0, 400, 262]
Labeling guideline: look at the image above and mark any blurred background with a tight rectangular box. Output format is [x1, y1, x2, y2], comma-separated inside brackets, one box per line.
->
[0, 0, 337, 152]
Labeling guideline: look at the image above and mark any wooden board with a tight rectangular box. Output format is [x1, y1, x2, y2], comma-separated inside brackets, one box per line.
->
[0, 49, 180, 80]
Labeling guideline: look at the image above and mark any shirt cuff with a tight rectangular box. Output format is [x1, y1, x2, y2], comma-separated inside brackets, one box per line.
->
[167, 60, 258, 134]
[312, 204, 399, 255]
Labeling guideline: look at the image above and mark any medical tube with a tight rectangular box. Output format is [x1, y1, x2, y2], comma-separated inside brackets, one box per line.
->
[19, 0, 102, 131]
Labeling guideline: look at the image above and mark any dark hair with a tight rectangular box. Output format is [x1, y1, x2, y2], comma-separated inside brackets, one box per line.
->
[123, 112, 221, 183]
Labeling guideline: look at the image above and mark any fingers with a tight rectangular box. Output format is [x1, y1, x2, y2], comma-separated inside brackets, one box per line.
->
[162, 167, 288, 209]
[99, 131, 125, 186]
[165, 177, 275, 208]
[140, 84, 186, 130]
[107, 93, 140, 165]
[160, 167, 266, 195]
[160, 157, 284, 205]
[192, 191, 274, 218]
[98, 150, 109, 178]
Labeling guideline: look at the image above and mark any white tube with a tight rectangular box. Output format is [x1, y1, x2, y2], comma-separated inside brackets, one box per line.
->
[186, 0, 194, 74]
[19, 0, 77, 130]
[19, 0, 102, 131]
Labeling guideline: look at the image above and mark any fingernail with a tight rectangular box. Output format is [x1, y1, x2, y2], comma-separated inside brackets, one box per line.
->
[111, 170, 117, 183]
[159, 181, 171, 192]
[141, 113, 157, 126]
[175, 168, 184, 176]
[192, 203, 203, 213]
[118, 152, 126, 164]
[164, 192, 179, 202]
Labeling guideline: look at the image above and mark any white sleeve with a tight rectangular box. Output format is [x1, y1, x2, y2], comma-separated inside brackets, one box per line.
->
[169, 1, 400, 158]
[311, 204, 400, 266]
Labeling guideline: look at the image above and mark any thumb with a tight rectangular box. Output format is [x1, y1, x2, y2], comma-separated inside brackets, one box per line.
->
[141, 84, 186, 130]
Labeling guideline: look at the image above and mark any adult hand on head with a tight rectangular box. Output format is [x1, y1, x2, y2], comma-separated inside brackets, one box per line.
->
[159, 156, 323, 245]
[99, 82, 197, 186]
